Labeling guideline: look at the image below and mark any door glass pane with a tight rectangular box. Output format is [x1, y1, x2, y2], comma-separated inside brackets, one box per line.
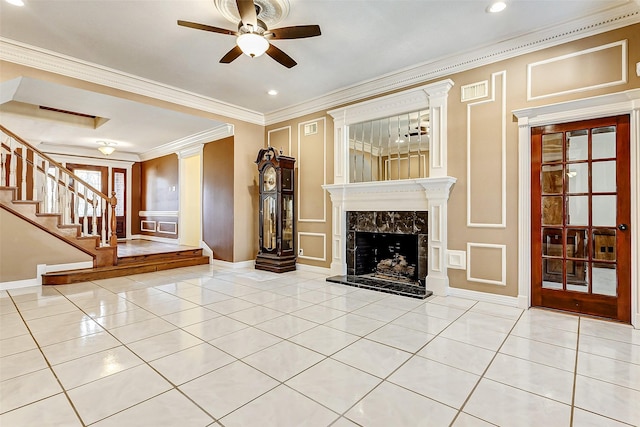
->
[542, 259, 563, 289]
[114, 172, 125, 216]
[567, 196, 588, 226]
[566, 163, 588, 194]
[567, 229, 587, 259]
[542, 228, 563, 257]
[592, 126, 616, 159]
[593, 229, 616, 261]
[282, 195, 293, 251]
[566, 260, 588, 292]
[262, 196, 276, 250]
[566, 129, 588, 161]
[542, 133, 563, 163]
[592, 195, 616, 226]
[542, 196, 563, 225]
[541, 165, 563, 194]
[593, 262, 617, 296]
[592, 161, 616, 193]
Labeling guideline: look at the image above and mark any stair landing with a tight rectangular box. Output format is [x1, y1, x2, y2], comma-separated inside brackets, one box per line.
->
[42, 240, 210, 285]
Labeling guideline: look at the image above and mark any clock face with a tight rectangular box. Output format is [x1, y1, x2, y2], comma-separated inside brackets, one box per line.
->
[263, 166, 276, 191]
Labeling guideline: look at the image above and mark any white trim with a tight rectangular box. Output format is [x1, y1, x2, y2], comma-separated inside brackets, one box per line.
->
[467, 243, 507, 286]
[157, 221, 178, 235]
[295, 263, 332, 276]
[297, 232, 327, 262]
[267, 126, 292, 156]
[297, 117, 327, 223]
[265, 4, 640, 124]
[467, 71, 507, 228]
[527, 40, 628, 101]
[140, 220, 156, 232]
[213, 259, 254, 269]
[448, 286, 520, 308]
[0, 261, 93, 291]
[140, 124, 233, 162]
[0, 277, 39, 291]
[0, 38, 264, 125]
[200, 240, 214, 262]
[513, 89, 640, 327]
[139, 211, 179, 217]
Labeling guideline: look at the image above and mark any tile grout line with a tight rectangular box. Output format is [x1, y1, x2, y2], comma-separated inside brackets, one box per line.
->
[3, 289, 87, 427]
[569, 316, 581, 427]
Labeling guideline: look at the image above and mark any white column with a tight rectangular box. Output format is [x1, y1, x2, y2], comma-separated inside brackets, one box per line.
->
[423, 80, 454, 178]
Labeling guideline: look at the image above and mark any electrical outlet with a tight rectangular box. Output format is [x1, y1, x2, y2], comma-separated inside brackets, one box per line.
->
[298, 248, 303, 256]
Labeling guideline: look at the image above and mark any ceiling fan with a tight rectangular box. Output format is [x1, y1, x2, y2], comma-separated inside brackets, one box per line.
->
[178, 0, 321, 68]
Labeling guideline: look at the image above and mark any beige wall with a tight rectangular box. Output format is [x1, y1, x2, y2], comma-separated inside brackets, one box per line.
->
[0, 209, 92, 282]
[267, 23, 640, 294]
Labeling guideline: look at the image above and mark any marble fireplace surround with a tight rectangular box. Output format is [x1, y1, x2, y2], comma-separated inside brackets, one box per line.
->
[324, 177, 456, 295]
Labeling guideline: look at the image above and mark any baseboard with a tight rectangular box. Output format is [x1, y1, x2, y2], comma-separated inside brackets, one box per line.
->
[447, 286, 520, 307]
[295, 263, 332, 276]
[0, 261, 93, 291]
[212, 259, 254, 269]
[199, 241, 214, 262]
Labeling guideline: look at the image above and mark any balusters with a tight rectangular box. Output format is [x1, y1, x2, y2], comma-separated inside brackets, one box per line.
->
[53, 167, 61, 213]
[74, 180, 80, 226]
[109, 191, 117, 246]
[63, 177, 71, 224]
[101, 198, 107, 245]
[82, 187, 88, 236]
[20, 147, 27, 200]
[9, 137, 17, 187]
[91, 195, 98, 236]
[32, 152, 39, 203]
[0, 150, 5, 187]
[42, 160, 50, 213]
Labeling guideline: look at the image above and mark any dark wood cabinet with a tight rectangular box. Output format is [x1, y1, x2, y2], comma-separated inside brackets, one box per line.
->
[255, 147, 296, 273]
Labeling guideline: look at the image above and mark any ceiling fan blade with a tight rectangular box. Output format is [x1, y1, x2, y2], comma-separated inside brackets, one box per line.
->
[220, 45, 243, 63]
[236, 0, 257, 28]
[266, 44, 297, 68]
[267, 25, 321, 40]
[177, 20, 236, 36]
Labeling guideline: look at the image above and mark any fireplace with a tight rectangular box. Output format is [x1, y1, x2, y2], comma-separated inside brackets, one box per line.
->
[327, 211, 430, 298]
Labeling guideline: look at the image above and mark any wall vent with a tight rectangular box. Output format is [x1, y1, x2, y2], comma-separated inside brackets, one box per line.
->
[461, 81, 489, 102]
[304, 122, 317, 136]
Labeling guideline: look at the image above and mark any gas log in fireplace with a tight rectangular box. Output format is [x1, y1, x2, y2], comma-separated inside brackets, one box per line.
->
[327, 211, 431, 298]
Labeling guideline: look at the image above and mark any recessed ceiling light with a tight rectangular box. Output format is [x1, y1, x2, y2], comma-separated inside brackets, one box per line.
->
[267, 89, 278, 96]
[5, 0, 25, 6]
[487, 1, 506, 13]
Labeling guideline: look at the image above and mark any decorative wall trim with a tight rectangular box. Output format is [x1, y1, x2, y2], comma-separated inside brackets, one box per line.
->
[447, 286, 519, 308]
[0, 38, 264, 125]
[267, 126, 292, 156]
[265, 4, 640, 124]
[297, 232, 327, 261]
[140, 220, 156, 232]
[513, 89, 640, 325]
[157, 221, 177, 235]
[527, 40, 628, 101]
[467, 71, 507, 228]
[139, 211, 179, 217]
[297, 117, 326, 223]
[140, 124, 234, 162]
[295, 263, 332, 276]
[212, 259, 254, 269]
[467, 243, 507, 286]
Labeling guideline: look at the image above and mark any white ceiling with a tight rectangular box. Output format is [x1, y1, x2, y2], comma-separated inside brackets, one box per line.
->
[0, 0, 638, 157]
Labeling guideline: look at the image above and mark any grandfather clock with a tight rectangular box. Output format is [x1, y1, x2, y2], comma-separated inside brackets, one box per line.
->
[255, 147, 296, 272]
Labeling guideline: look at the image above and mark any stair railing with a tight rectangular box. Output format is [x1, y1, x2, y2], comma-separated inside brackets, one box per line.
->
[0, 124, 117, 247]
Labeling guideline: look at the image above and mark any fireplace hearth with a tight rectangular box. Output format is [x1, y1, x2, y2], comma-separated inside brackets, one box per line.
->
[327, 211, 431, 299]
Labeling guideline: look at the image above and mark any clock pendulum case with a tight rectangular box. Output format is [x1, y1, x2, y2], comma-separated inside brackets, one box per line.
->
[255, 147, 297, 272]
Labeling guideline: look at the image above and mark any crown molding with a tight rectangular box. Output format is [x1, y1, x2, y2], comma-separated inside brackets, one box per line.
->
[264, 2, 640, 125]
[0, 38, 264, 126]
[138, 123, 233, 161]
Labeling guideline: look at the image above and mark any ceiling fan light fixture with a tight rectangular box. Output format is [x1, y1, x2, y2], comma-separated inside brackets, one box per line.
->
[237, 33, 269, 57]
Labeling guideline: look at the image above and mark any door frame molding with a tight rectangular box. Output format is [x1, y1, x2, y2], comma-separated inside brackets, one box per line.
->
[514, 88, 640, 327]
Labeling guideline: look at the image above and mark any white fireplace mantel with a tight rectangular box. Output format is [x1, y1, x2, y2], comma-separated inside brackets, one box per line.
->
[323, 177, 456, 296]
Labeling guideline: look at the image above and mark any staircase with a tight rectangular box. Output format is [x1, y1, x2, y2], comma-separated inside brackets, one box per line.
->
[1, 125, 208, 286]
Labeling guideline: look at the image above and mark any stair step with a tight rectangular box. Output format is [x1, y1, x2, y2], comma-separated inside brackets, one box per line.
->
[117, 249, 204, 265]
[41, 256, 210, 285]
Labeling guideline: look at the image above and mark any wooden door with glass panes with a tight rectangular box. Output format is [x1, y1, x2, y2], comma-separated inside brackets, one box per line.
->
[531, 115, 631, 323]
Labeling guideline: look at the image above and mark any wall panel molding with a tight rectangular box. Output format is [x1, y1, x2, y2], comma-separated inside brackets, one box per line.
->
[297, 117, 326, 223]
[267, 126, 292, 156]
[467, 242, 507, 286]
[298, 232, 327, 261]
[467, 71, 507, 228]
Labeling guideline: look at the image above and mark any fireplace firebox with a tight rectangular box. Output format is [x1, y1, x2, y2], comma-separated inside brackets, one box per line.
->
[327, 211, 431, 298]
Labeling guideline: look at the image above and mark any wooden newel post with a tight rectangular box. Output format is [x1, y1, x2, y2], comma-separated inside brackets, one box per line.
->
[109, 191, 117, 246]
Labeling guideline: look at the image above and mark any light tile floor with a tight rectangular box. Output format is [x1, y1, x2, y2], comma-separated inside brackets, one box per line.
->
[1, 264, 639, 426]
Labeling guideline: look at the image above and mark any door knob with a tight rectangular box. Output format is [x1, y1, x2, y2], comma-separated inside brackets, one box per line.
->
[618, 224, 628, 231]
